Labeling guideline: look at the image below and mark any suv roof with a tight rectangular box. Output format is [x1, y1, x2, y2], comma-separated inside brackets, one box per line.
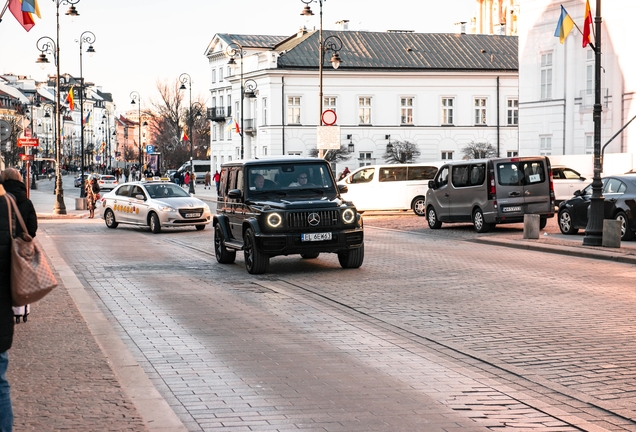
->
[221, 156, 323, 167]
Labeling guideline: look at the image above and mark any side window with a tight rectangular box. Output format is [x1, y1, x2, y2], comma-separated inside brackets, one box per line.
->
[604, 178, 625, 194]
[469, 164, 486, 185]
[219, 168, 229, 197]
[497, 162, 521, 186]
[562, 169, 581, 179]
[116, 185, 131, 197]
[228, 168, 238, 191]
[237, 170, 244, 191]
[451, 165, 470, 188]
[522, 161, 546, 184]
[351, 168, 375, 184]
[379, 167, 406, 182]
[131, 186, 146, 199]
[436, 166, 449, 188]
[407, 166, 438, 181]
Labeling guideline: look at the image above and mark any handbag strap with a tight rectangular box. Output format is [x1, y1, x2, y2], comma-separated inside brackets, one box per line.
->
[4, 194, 28, 239]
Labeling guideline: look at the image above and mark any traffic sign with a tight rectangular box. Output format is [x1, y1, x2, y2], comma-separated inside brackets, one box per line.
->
[17, 137, 39, 147]
[20, 154, 34, 161]
[146, 145, 154, 154]
[321, 109, 337, 126]
[316, 125, 341, 150]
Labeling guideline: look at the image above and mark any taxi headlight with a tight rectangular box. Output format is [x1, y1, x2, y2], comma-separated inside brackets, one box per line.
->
[203, 203, 210, 212]
[267, 212, 282, 228]
[159, 206, 177, 212]
[342, 208, 355, 224]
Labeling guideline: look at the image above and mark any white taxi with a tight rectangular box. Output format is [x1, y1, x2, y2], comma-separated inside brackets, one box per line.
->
[100, 180, 211, 233]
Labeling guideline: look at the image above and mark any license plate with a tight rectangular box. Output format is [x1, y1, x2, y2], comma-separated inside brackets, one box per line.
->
[301, 232, 332, 242]
[184, 213, 201, 218]
[502, 206, 521, 213]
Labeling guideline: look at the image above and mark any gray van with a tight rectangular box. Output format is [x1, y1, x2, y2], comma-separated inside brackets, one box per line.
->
[425, 157, 555, 232]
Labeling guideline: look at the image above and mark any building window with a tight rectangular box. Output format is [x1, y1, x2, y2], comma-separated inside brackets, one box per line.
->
[541, 52, 553, 100]
[211, 70, 216, 83]
[263, 146, 268, 156]
[441, 151, 453, 160]
[359, 97, 371, 124]
[287, 96, 301, 124]
[507, 99, 518, 125]
[212, 125, 217, 141]
[220, 121, 224, 141]
[585, 134, 593, 154]
[441, 98, 454, 125]
[400, 97, 413, 125]
[235, 101, 239, 118]
[211, 96, 216, 108]
[474, 98, 487, 125]
[227, 66, 232, 77]
[358, 151, 373, 167]
[227, 95, 231, 113]
[288, 151, 302, 156]
[219, 96, 224, 112]
[540, 136, 552, 155]
[324, 97, 336, 113]
[219, 68, 224, 82]
[262, 97, 268, 126]
[507, 150, 518, 157]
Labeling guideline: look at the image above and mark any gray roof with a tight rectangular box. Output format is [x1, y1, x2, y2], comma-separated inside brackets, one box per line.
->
[216, 33, 288, 49]
[276, 30, 518, 72]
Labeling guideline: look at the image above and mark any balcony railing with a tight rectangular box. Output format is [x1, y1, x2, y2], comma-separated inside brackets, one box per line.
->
[577, 88, 609, 109]
[244, 119, 256, 133]
[207, 107, 228, 122]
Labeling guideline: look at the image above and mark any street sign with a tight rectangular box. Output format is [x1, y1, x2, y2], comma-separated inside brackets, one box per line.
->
[146, 145, 154, 154]
[321, 109, 337, 126]
[20, 154, 34, 161]
[316, 125, 341, 150]
[17, 137, 39, 147]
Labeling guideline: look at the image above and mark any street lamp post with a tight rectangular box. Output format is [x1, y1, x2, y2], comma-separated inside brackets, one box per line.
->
[583, 0, 604, 246]
[77, 30, 95, 196]
[179, 73, 198, 194]
[225, 44, 245, 159]
[130, 91, 142, 177]
[34, 0, 80, 215]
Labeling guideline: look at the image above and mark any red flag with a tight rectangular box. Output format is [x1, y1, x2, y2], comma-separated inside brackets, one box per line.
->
[66, 87, 75, 111]
[9, 0, 36, 32]
[235, 120, 240, 134]
[582, 0, 593, 48]
[182, 130, 189, 141]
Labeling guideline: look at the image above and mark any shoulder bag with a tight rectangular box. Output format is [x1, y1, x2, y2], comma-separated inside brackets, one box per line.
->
[5, 194, 57, 306]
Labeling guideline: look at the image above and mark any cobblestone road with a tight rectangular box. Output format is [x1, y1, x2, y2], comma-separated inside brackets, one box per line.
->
[32, 212, 636, 431]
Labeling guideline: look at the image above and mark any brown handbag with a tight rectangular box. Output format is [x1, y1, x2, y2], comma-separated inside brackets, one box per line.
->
[5, 194, 57, 306]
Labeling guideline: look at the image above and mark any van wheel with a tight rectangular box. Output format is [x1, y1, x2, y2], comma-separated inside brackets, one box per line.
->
[338, 245, 364, 269]
[472, 208, 492, 233]
[214, 223, 236, 264]
[615, 211, 635, 241]
[411, 196, 426, 216]
[558, 209, 578, 235]
[244, 228, 269, 274]
[427, 207, 442, 229]
[539, 217, 547, 230]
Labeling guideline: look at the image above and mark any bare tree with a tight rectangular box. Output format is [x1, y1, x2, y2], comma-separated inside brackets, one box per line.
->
[461, 141, 497, 159]
[0, 116, 24, 168]
[308, 145, 353, 163]
[382, 140, 421, 164]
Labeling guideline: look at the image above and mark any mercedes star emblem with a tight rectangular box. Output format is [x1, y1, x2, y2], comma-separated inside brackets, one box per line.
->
[307, 212, 320, 226]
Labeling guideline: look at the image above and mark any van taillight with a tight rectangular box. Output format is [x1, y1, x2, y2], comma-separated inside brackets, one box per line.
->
[548, 169, 555, 206]
[488, 170, 496, 200]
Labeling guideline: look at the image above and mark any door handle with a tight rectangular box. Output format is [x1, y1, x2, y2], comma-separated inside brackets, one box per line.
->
[509, 191, 521, 197]
[444, 193, 450, 197]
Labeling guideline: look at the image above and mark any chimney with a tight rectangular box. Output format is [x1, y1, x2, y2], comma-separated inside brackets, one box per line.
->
[297, 26, 307, 37]
[455, 21, 467, 34]
[336, 20, 349, 31]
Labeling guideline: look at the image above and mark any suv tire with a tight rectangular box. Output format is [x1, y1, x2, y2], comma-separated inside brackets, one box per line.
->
[214, 223, 236, 264]
[427, 206, 442, 229]
[338, 244, 364, 269]
[472, 208, 492, 233]
[244, 228, 269, 274]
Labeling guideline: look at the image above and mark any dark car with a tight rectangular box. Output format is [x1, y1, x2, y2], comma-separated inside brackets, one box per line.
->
[213, 157, 364, 274]
[558, 174, 636, 240]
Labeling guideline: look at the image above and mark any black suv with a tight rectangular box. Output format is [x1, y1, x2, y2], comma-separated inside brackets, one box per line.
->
[213, 157, 364, 274]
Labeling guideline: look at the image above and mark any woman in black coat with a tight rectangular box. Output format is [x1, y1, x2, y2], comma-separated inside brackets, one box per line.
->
[0, 183, 16, 429]
[1, 168, 37, 238]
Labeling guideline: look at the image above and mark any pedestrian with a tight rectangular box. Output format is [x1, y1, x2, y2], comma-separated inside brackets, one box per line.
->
[338, 166, 350, 181]
[184, 171, 190, 188]
[124, 167, 130, 183]
[0, 168, 37, 237]
[204, 171, 211, 190]
[213, 170, 220, 194]
[85, 177, 100, 219]
[178, 171, 184, 187]
[0, 179, 16, 431]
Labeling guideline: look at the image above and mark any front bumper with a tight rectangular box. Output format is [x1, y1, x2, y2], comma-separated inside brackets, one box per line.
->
[157, 211, 212, 227]
[256, 227, 363, 256]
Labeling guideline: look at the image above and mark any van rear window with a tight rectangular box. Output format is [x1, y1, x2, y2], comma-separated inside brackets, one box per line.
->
[497, 161, 546, 186]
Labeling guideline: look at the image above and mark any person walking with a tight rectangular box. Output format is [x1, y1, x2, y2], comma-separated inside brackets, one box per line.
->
[204, 171, 211, 190]
[0, 168, 37, 237]
[184, 171, 190, 188]
[213, 170, 220, 195]
[0, 181, 16, 431]
[338, 166, 351, 181]
[85, 177, 100, 219]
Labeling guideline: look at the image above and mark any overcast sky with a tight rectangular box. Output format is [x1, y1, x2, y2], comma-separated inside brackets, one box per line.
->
[0, 0, 477, 113]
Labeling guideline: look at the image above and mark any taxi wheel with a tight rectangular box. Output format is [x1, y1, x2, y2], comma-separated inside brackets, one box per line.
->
[244, 228, 269, 274]
[195, 224, 206, 231]
[149, 213, 161, 234]
[104, 209, 118, 229]
[338, 244, 364, 269]
[214, 223, 236, 264]
[300, 252, 320, 259]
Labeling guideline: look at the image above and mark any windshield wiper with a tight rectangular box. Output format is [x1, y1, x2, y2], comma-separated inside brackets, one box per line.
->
[249, 190, 288, 196]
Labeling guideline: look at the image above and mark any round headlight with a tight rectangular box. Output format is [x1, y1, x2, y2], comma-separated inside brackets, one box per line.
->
[267, 212, 282, 228]
[342, 208, 355, 224]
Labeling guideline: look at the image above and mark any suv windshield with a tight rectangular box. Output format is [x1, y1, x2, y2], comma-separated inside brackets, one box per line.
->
[247, 163, 335, 196]
[145, 183, 191, 199]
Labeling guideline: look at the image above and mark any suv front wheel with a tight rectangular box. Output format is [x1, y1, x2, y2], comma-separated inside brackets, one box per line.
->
[214, 223, 236, 264]
[337, 245, 364, 269]
[243, 228, 269, 274]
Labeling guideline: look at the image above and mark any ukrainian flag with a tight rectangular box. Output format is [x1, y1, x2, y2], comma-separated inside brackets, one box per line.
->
[554, 5, 574, 44]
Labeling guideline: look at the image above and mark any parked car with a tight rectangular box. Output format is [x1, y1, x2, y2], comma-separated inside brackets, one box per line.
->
[338, 162, 442, 216]
[96, 174, 118, 191]
[551, 165, 587, 203]
[74, 172, 90, 187]
[176, 160, 211, 184]
[426, 156, 555, 232]
[100, 180, 212, 233]
[213, 157, 364, 274]
[557, 174, 636, 240]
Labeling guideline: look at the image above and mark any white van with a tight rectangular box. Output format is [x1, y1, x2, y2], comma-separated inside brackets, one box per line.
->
[338, 162, 442, 215]
[177, 160, 211, 184]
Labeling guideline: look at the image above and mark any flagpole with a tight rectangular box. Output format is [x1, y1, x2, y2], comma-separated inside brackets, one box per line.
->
[0, 0, 10, 22]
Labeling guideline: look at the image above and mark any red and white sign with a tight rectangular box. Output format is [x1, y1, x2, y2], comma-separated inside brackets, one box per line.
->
[17, 137, 39, 147]
[321, 109, 337, 126]
[20, 154, 34, 161]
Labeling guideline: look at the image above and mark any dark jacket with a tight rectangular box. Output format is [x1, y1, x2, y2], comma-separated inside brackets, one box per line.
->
[2, 178, 37, 238]
[0, 185, 15, 352]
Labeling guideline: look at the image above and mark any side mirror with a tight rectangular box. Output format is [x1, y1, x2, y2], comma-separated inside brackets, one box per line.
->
[227, 189, 242, 199]
[580, 177, 586, 181]
[135, 194, 146, 200]
[428, 180, 435, 189]
[338, 184, 348, 194]
[573, 189, 582, 196]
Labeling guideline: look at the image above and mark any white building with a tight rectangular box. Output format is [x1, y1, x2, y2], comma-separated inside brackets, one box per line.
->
[205, 29, 520, 173]
[518, 0, 636, 161]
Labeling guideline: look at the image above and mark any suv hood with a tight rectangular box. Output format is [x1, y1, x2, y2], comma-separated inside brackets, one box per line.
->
[249, 197, 343, 210]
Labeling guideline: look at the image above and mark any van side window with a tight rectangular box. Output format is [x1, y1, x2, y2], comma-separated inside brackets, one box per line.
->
[521, 161, 545, 184]
[452, 165, 470, 187]
[469, 164, 485, 185]
[497, 163, 521, 186]
[407, 166, 438, 180]
[379, 167, 406, 182]
[435, 167, 449, 187]
[351, 168, 374, 184]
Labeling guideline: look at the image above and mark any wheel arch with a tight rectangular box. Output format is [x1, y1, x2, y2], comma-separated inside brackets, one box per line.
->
[213, 214, 233, 239]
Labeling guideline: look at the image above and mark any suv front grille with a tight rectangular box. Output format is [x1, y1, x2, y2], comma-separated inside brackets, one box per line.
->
[286, 210, 340, 228]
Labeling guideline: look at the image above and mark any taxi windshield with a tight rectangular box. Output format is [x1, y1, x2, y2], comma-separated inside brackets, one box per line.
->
[145, 183, 191, 199]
